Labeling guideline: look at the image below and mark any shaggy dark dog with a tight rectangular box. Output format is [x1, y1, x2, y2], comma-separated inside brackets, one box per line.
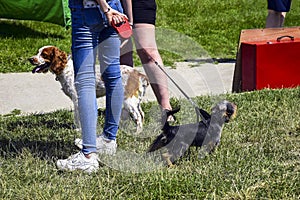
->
[148, 100, 237, 166]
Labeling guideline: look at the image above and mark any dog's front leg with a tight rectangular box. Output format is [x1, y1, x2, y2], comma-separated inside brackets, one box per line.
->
[123, 98, 143, 133]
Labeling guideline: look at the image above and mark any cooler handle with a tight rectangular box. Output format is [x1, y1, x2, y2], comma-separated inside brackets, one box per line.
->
[277, 35, 294, 42]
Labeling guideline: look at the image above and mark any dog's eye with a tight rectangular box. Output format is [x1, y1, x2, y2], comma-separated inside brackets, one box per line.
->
[41, 52, 48, 58]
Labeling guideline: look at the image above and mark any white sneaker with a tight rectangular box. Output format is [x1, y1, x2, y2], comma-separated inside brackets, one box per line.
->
[56, 151, 99, 173]
[74, 135, 117, 155]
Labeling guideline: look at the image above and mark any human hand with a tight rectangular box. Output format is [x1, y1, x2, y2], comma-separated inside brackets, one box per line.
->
[104, 7, 127, 26]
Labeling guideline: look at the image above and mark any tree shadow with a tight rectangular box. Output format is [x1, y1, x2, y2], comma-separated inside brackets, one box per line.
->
[0, 111, 78, 161]
[0, 138, 74, 161]
[0, 108, 123, 162]
[5, 117, 74, 132]
[0, 20, 66, 39]
[0, 108, 111, 162]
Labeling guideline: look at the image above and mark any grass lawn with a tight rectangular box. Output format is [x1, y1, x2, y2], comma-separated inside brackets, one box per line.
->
[0, 0, 300, 73]
[0, 88, 300, 199]
[0, 0, 300, 199]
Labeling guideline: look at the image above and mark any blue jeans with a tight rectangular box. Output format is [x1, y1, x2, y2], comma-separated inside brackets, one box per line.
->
[69, 0, 124, 154]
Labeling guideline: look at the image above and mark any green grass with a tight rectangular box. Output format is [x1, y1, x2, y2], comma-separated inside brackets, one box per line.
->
[1, 1, 300, 199]
[0, 88, 299, 199]
[1, 0, 300, 72]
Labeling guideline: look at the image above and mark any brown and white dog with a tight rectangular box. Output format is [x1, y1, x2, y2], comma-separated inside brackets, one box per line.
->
[28, 46, 149, 132]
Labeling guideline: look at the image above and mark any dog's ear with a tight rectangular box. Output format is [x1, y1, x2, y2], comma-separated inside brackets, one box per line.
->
[224, 103, 237, 123]
[165, 107, 180, 117]
[50, 47, 68, 75]
[161, 107, 180, 126]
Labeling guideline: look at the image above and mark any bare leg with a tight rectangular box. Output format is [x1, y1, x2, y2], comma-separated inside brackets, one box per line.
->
[266, 9, 286, 28]
[133, 23, 172, 111]
[120, 38, 134, 67]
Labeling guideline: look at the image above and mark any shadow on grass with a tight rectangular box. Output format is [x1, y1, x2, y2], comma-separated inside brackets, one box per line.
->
[184, 58, 236, 64]
[0, 20, 65, 39]
[5, 117, 74, 132]
[0, 109, 109, 161]
[0, 139, 74, 160]
[0, 111, 79, 160]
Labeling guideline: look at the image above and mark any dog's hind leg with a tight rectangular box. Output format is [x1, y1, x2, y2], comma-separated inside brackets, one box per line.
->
[162, 152, 174, 168]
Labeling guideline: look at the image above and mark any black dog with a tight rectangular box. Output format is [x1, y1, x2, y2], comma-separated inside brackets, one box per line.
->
[148, 100, 237, 166]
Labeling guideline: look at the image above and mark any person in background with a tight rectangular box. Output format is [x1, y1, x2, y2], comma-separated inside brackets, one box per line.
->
[120, 0, 173, 114]
[56, 0, 125, 173]
[266, 0, 292, 28]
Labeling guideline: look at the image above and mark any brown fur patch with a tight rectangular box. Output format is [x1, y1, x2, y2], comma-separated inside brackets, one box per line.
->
[124, 70, 145, 98]
[41, 46, 67, 75]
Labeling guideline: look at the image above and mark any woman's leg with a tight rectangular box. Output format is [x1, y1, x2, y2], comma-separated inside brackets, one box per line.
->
[98, 28, 124, 141]
[70, 3, 101, 155]
[120, 37, 134, 67]
[266, 9, 286, 28]
[133, 23, 172, 110]
[72, 33, 98, 155]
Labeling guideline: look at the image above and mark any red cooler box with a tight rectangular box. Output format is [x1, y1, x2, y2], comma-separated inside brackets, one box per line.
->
[241, 35, 300, 91]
